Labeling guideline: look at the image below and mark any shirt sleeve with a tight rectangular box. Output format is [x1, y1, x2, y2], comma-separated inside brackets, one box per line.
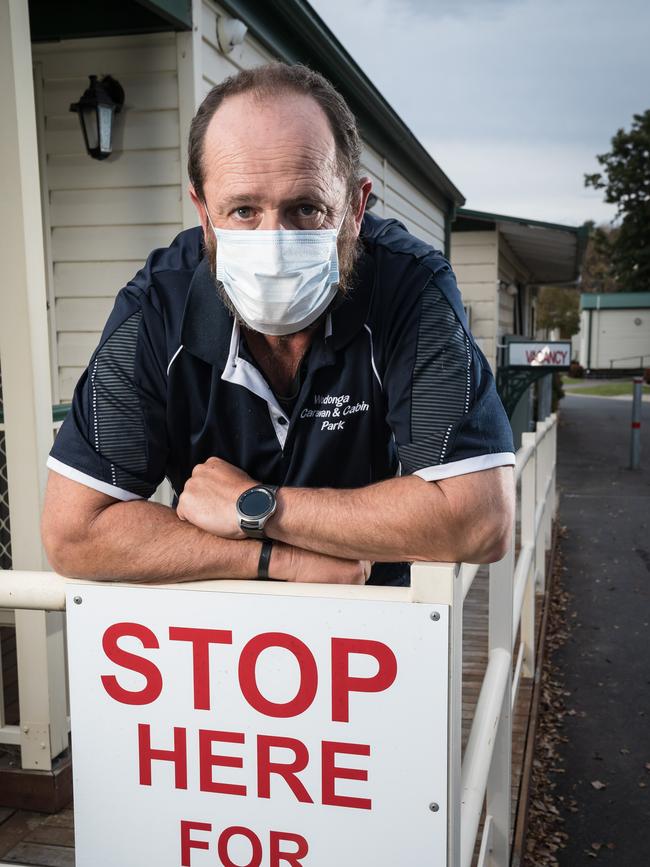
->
[382, 264, 515, 481]
[48, 282, 168, 501]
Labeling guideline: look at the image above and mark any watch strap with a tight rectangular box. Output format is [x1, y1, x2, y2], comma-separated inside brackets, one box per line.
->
[257, 539, 273, 579]
[241, 523, 266, 539]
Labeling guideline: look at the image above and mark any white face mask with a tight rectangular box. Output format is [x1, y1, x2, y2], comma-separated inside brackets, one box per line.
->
[206, 208, 346, 336]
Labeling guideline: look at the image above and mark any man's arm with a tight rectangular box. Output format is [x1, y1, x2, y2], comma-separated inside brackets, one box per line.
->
[41, 470, 370, 584]
[176, 459, 515, 565]
[266, 467, 515, 564]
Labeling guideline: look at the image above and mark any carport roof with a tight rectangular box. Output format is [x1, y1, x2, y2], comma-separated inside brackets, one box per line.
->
[454, 207, 589, 285]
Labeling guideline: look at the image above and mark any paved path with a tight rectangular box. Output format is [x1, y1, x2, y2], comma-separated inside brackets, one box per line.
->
[554, 394, 650, 864]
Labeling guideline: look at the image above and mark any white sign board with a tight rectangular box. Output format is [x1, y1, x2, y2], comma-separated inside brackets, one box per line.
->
[507, 341, 572, 367]
[66, 585, 449, 867]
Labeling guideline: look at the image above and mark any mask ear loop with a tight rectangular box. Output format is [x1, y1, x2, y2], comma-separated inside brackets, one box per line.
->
[203, 201, 217, 234]
[336, 204, 349, 235]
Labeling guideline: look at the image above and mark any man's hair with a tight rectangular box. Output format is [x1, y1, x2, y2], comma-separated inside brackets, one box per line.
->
[188, 62, 362, 204]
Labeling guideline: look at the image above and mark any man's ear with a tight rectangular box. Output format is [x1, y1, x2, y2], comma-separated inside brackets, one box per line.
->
[188, 184, 208, 234]
[352, 177, 373, 235]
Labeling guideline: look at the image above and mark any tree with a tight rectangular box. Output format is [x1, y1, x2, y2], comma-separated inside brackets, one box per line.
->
[585, 109, 650, 292]
[580, 222, 620, 293]
[536, 285, 580, 338]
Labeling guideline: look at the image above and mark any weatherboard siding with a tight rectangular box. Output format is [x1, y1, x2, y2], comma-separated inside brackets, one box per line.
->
[450, 231, 498, 370]
[33, 32, 184, 402]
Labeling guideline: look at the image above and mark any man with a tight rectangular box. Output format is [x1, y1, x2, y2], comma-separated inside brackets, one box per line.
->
[41, 63, 515, 587]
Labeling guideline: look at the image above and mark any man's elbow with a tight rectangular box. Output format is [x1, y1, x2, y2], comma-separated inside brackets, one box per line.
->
[480, 519, 513, 563]
[473, 487, 515, 562]
[41, 513, 94, 578]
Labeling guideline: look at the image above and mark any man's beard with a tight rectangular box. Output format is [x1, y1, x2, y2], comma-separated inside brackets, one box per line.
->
[203, 209, 362, 334]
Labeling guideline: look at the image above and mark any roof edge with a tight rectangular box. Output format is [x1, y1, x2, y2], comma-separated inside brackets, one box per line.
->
[457, 207, 589, 237]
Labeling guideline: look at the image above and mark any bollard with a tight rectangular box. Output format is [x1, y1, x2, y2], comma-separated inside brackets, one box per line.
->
[630, 376, 643, 469]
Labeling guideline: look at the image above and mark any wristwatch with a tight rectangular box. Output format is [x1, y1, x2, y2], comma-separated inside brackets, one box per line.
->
[236, 484, 278, 538]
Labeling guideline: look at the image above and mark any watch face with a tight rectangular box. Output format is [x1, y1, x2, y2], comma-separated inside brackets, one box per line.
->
[239, 487, 273, 519]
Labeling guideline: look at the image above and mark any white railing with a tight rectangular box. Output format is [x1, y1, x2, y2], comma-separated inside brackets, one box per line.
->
[0, 413, 557, 866]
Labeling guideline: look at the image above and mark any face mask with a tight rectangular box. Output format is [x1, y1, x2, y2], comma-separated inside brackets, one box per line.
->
[206, 208, 345, 336]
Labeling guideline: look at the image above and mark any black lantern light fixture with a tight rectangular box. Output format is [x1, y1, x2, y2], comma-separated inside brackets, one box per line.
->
[70, 75, 125, 160]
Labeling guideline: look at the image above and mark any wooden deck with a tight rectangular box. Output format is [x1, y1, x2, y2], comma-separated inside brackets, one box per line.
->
[0, 569, 545, 866]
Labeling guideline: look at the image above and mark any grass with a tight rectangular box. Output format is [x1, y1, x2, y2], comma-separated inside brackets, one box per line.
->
[564, 381, 650, 397]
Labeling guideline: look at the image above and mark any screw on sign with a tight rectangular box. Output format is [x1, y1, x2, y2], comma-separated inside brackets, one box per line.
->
[101, 623, 398, 866]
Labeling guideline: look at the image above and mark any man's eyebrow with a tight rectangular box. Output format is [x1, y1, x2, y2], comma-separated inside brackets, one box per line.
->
[217, 192, 330, 209]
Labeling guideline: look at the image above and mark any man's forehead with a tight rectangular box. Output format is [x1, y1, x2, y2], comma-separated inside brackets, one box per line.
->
[202, 91, 339, 180]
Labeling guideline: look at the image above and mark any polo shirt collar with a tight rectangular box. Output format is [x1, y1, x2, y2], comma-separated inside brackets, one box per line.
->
[180, 245, 373, 367]
[180, 256, 233, 367]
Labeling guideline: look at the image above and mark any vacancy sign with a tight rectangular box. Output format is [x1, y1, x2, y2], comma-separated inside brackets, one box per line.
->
[508, 341, 572, 368]
[66, 585, 449, 867]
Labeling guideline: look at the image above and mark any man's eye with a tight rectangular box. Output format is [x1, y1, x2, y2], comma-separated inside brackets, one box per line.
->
[298, 205, 317, 216]
[235, 207, 253, 219]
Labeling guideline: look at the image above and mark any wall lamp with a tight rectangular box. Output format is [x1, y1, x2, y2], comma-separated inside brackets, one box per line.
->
[70, 75, 125, 161]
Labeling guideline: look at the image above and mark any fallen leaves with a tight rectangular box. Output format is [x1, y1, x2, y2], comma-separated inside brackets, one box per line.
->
[590, 780, 607, 790]
[523, 545, 571, 866]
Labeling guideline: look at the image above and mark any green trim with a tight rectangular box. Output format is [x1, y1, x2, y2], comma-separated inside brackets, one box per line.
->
[53, 404, 72, 423]
[134, 0, 192, 29]
[457, 207, 587, 236]
[581, 291, 650, 310]
[218, 0, 465, 214]
[29, 0, 191, 42]
[497, 368, 555, 419]
[0, 404, 71, 426]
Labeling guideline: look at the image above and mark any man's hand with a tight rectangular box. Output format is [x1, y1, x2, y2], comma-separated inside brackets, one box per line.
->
[177, 457, 256, 538]
[272, 543, 371, 585]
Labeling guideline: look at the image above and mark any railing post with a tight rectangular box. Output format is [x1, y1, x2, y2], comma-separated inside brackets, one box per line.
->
[534, 420, 547, 594]
[630, 377, 642, 470]
[411, 562, 461, 867]
[520, 432, 537, 677]
[485, 516, 515, 866]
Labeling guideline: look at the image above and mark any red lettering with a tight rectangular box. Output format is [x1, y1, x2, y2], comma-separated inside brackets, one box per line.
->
[322, 741, 371, 810]
[138, 723, 187, 789]
[239, 633, 317, 718]
[269, 831, 309, 866]
[168, 626, 232, 711]
[257, 735, 313, 804]
[525, 350, 537, 363]
[218, 826, 262, 867]
[199, 729, 246, 796]
[180, 820, 211, 867]
[101, 622, 162, 705]
[331, 638, 397, 723]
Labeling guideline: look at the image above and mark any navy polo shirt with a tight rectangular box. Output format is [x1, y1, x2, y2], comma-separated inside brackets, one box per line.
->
[48, 213, 515, 585]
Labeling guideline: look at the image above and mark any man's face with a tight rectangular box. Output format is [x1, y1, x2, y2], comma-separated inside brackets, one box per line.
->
[192, 91, 370, 318]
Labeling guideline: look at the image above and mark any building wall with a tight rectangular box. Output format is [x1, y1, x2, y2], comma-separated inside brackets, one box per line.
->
[580, 307, 650, 369]
[36, 4, 448, 403]
[497, 233, 530, 344]
[450, 230, 498, 369]
[32, 32, 186, 403]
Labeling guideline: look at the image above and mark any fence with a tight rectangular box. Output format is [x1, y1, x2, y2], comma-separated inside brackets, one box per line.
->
[608, 354, 650, 370]
[0, 413, 558, 866]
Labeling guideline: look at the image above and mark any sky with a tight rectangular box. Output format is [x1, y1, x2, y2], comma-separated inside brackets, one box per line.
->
[309, 0, 650, 227]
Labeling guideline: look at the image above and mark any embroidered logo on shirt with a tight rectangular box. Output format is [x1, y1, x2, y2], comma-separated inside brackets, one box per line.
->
[300, 393, 370, 431]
